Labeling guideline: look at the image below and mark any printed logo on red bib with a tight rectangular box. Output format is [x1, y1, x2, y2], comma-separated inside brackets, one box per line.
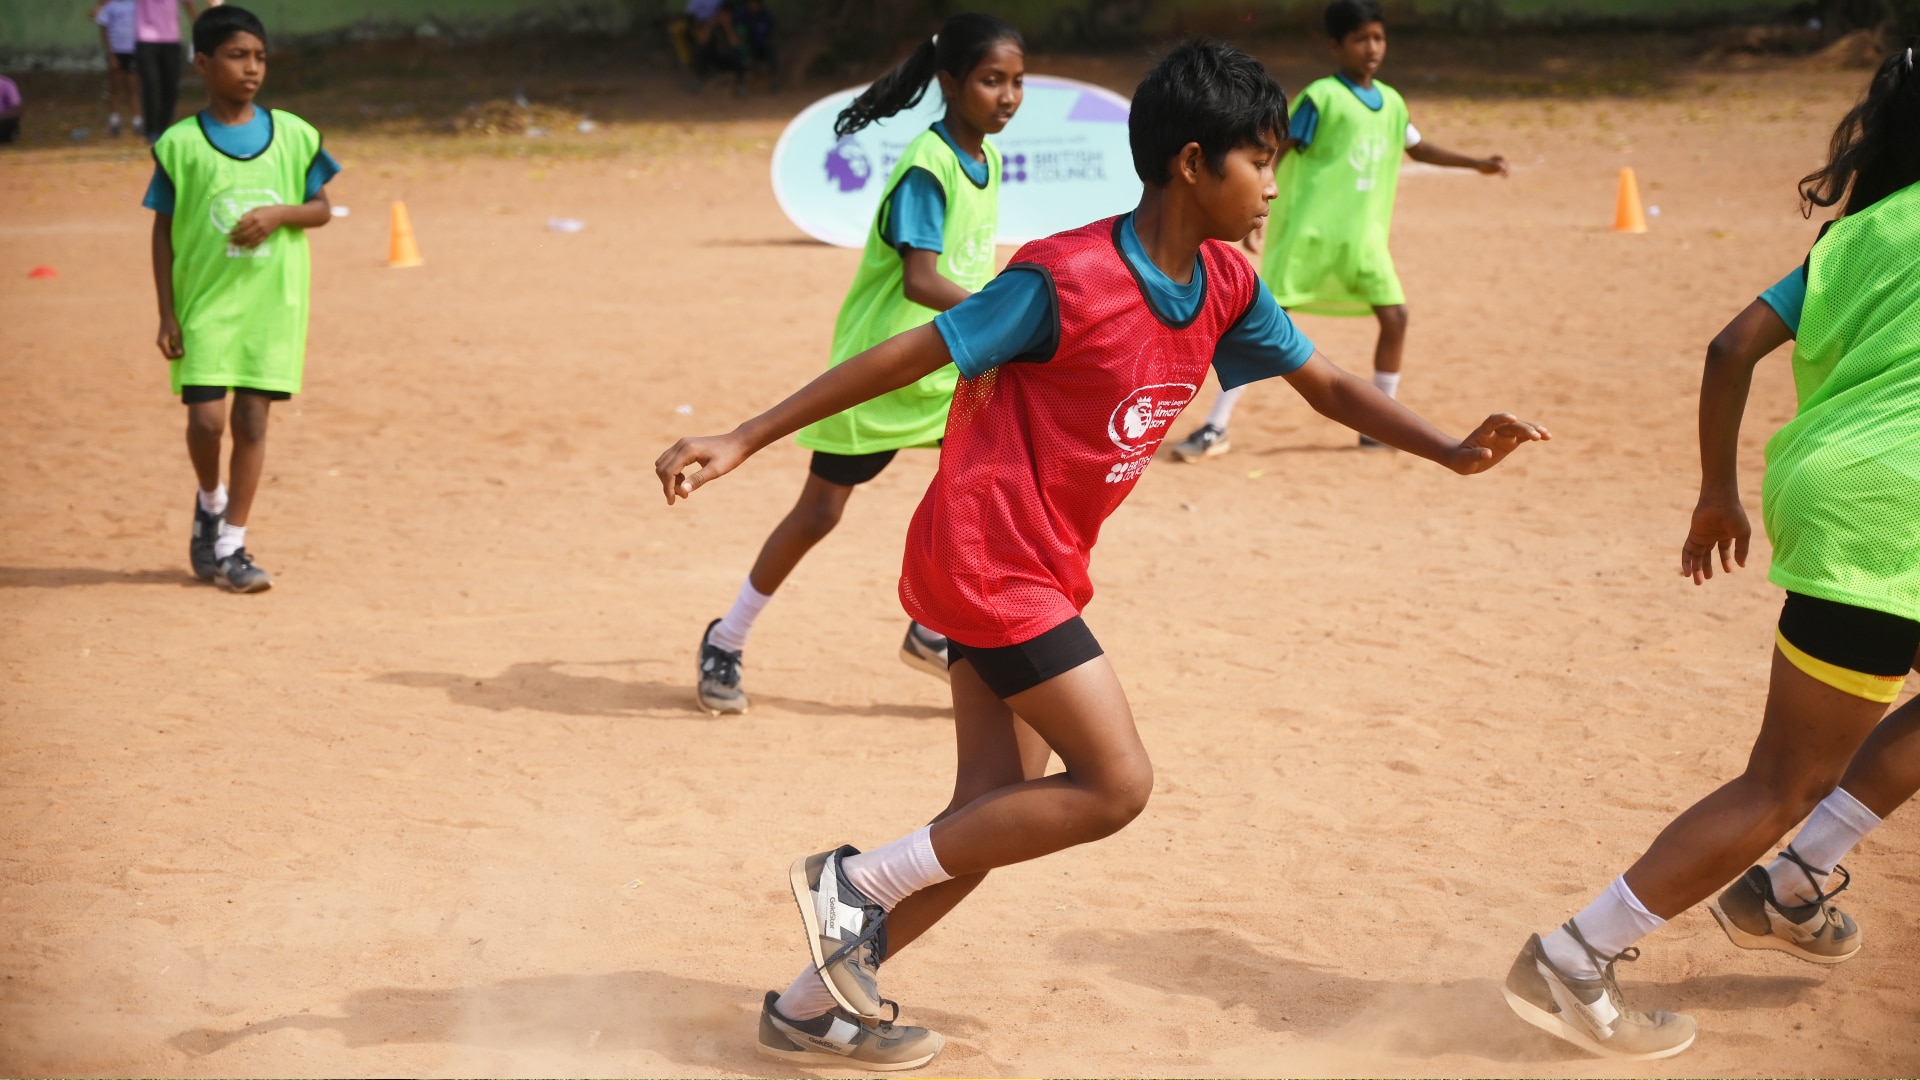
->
[1108, 381, 1198, 457]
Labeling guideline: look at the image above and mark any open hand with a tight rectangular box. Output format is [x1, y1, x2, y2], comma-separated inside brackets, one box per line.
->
[1445, 413, 1549, 475]
[654, 431, 750, 505]
[1680, 494, 1750, 585]
[1479, 155, 1510, 178]
[157, 315, 183, 359]
[228, 205, 283, 249]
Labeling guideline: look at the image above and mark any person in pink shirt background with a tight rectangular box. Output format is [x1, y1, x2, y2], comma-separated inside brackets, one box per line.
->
[0, 75, 22, 145]
[134, 0, 197, 144]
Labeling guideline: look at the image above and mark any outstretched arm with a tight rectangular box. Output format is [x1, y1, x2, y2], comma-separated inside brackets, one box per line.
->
[655, 323, 953, 503]
[1681, 299, 1792, 584]
[1281, 353, 1548, 473]
[1407, 140, 1507, 177]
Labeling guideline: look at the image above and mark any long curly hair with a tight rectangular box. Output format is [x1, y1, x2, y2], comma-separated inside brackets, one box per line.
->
[1799, 43, 1920, 217]
[832, 13, 1024, 140]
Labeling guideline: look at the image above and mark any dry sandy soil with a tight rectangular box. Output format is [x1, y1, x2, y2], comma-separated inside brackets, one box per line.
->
[2, 46, 1916, 1078]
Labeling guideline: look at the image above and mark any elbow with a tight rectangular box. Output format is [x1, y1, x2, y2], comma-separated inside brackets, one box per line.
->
[1703, 331, 1744, 371]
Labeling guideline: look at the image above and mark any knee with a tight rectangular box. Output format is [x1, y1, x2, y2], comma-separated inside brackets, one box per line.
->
[1086, 758, 1154, 838]
[793, 495, 845, 541]
[229, 399, 271, 443]
[186, 407, 225, 440]
[1378, 306, 1409, 337]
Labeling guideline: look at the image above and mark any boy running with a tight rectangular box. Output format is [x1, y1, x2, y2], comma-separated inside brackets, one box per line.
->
[1502, 47, 1920, 1061]
[147, 5, 339, 592]
[695, 14, 1024, 715]
[1172, 0, 1508, 460]
[658, 41, 1546, 1070]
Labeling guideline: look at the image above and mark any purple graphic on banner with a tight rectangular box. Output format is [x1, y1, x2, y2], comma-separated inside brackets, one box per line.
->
[825, 139, 872, 192]
[1066, 91, 1129, 124]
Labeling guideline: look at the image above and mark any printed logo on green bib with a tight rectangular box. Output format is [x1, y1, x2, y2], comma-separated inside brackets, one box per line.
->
[210, 188, 283, 258]
[1348, 134, 1390, 192]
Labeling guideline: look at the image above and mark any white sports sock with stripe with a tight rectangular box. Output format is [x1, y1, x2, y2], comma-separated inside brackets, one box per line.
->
[774, 962, 838, 1021]
[1541, 875, 1665, 981]
[841, 826, 950, 912]
[1769, 787, 1881, 904]
[709, 577, 771, 654]
[1204, 384, 1246, 430]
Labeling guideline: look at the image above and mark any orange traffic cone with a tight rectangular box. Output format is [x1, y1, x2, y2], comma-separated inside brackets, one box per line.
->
[1614, 167, 1647, 233]
[388, 200, 424, 267]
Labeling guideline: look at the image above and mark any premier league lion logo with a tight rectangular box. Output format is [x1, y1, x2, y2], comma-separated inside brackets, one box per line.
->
[824, 138, 871, 193]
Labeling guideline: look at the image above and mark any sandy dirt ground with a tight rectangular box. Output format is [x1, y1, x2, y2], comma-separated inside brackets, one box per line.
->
[2, 52, 1917, 1078]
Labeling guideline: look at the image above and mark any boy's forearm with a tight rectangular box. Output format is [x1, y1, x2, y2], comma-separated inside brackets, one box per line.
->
[1289, 357, 1455, 462]
[281, 193, 332, 230]
[735, 324, 952, 452]
[1408, 142, 1486, 169]
[151, 214, 176, 318]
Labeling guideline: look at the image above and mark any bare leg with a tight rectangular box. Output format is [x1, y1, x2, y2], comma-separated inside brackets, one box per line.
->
[882, 662, 1051, 957]
[224, 392, 272, 527]
[1622, 647, 1889, 918]
[746, 472, 856, 595]
[924, 655, 1150, 877]
[1372, 304, 1408, 375]
[1831, 654, 1920, 818]
[185, 398, 226, 493]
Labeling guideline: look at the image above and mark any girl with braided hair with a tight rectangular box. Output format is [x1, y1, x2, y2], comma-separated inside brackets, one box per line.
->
[694, 13, 1026, 721]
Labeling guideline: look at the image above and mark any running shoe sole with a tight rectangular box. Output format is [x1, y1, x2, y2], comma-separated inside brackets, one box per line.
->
[1500, 984, 1695, 1061]
[1171, 439, 1230, 463]
[1708, 899, 1861, 965]
[898, 633, 950, 684]
[756, 1034, 939, 1071]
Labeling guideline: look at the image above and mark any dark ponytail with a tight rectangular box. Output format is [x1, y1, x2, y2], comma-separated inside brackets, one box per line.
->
[1799, 42, 1920, 218]
[833, 13, 1024, 139]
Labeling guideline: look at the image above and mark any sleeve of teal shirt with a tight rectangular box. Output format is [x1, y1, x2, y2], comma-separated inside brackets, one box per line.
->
[1757, 265, 1805, 335]
[306, 147, 342, 199]
[1289, 96, 1319, 149]
[1212, 288, 1315, 389]
[933, 266, 1056, 379]
[143, 164, 176, 214]
[879, 168, 946, 253]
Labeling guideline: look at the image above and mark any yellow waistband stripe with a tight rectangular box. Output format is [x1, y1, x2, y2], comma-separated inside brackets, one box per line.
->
[1777, 630, 1905, 703]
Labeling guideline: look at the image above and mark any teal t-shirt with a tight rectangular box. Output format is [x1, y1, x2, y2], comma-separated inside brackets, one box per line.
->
[882, 121, 989, 253]
[1760, 265, 1807, 334]
[144, 107, 341, 212]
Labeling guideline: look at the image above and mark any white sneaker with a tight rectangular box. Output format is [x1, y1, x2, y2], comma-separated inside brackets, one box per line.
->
[1502, 926, 1696, 1060]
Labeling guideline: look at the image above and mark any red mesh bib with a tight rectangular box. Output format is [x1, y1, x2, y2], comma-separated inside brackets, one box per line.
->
[900, 216, 1259, 647]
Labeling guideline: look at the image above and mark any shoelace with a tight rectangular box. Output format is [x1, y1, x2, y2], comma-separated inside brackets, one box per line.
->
[1777, 845, 1851, 909]
[824, 905, 888, 975]
[703, 644, 741, 682]
[1563, 918, 1640, 1013]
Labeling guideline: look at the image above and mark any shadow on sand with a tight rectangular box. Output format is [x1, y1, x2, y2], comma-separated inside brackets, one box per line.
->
[0, 566, 197, 589]
[374, 660, 949, 720]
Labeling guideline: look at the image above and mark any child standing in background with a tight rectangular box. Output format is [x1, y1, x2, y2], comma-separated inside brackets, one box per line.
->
[1172, 0, 1508, 460]
[147, 5, 339, 592]
[694, 14, 1025, 715]
[93, 0, 141, 138]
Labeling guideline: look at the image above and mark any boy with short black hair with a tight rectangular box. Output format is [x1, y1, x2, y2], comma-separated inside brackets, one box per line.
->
[1172, 0, 1510, 460]
[147, 4, 339, 592]
[657, 38, 1546, 1069]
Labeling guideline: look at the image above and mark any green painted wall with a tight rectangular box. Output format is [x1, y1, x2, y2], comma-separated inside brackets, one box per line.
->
[1, 0, 1805, 56]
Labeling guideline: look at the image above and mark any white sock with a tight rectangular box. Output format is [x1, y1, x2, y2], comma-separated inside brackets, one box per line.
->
[198, 484, 228, 516]
[214, 522, 246, 560]
[708, 577, 772, 654]
[1204, 384, 1246, 430]
[1769, 787, 1882, 904]
[841, 825, 951, 912]
[773, 962, 838, 1021]
[1372, 371, 1401, 399]
[1541, 875, 1665, 981]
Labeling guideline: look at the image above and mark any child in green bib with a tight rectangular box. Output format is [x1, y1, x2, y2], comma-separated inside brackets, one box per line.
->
[693, 14, 1024, 716]
[1503, 49, 1920, 1061]
[146, 5, 337, 593]
[1172, 0, 1508, 460]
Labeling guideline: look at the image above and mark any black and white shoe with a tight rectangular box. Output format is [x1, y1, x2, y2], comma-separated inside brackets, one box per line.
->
[756, 990, 942, 1070]
[216, 548, 272, 593]
[898, 622, 950, 684]
[1170, 423, 1230, 462]
[1502, 925, 1696, 1060]
[190, 499, 223, 582]
[696, 618, 747, 715]
[791, 845, 889, 1019]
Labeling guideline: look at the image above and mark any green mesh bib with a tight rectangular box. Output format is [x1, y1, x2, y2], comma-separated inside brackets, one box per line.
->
[1762, 181, 1920, 620]
[153, 109, 323, 394]
[1260, 77, 1408, 317]
[798, 127, 1000, 456]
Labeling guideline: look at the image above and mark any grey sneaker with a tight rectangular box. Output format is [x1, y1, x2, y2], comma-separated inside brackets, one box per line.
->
[791, 845, 888, 1019]
[216, 548, 272, 593]
[1502, 925, 1696, 1060]
[899, 622, 950, 684]
[757, 990, 942, 1071]
[1710, 850, 1862, 965]
[696, 619, 747, 715]
[190, 499, 223, 582]
[1171, 423, 1229, 462]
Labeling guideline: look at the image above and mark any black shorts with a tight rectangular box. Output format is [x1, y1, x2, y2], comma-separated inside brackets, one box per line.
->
[947, 616, 1105, 700]
[181, 385, 293, 405]
[1778, 592, 1920, 703]
[809, 449, 897, 487]
[114, 52, 136, 73]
